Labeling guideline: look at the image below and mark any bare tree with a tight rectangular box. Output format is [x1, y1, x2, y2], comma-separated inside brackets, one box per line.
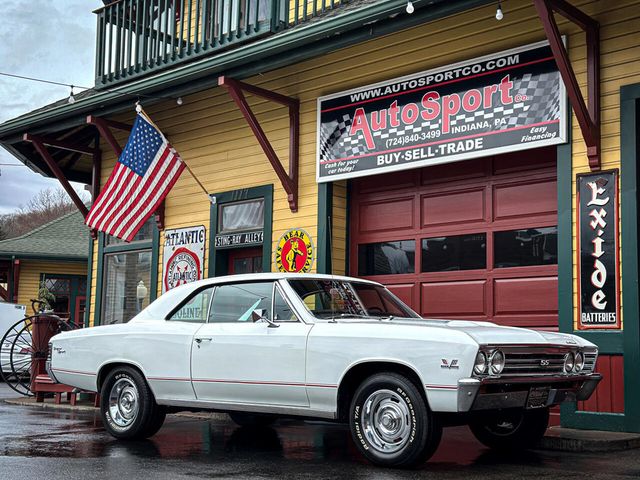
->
[0, 187, 88, 239]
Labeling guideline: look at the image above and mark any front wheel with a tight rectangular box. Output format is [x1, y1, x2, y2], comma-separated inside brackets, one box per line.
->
[469, 407, 549, 451]
[100, 366, 166, 439]
[349, 372, 442, 468]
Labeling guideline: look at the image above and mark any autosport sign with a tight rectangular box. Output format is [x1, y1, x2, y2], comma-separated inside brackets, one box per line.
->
[316, 40, 567, 182]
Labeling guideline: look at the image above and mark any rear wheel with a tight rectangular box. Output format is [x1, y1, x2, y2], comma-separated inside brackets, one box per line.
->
[349, 372, 442, 468]
[228, 411, 276, 427]
[469, 407, 549, 450]
[100, 366, 165, 439]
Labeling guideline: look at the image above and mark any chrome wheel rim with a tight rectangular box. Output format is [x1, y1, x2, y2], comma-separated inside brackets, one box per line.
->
[108, 378, 139, 428]
[361, 389, 412, 454]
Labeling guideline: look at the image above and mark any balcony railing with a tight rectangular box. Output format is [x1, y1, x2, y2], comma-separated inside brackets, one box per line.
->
[94, 0, 350, 86]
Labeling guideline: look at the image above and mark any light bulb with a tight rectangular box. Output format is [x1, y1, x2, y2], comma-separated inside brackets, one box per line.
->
[406, 1, 414, 14]
[176, 97, 183, 106]
[496, 3, 504, 20]
[68, 85, 75, 104]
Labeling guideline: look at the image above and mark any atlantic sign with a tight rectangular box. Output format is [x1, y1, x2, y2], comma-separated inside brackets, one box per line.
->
[317, 40, 567, 182]
[577, 171, 620, 330]
[162, 225, 206, 294]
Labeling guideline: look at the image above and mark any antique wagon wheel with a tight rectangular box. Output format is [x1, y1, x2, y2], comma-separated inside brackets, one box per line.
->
[0, 315, 76, 396]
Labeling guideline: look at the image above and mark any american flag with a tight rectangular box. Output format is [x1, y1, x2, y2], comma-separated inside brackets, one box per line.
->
[86, 112, 185, 241]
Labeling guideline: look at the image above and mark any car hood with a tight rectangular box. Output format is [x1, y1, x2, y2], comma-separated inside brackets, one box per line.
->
[335, 317, 595, 348]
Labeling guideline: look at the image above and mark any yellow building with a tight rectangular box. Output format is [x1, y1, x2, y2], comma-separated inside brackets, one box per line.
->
[0, 211, 89, 325]
[0, 0, 638, 432]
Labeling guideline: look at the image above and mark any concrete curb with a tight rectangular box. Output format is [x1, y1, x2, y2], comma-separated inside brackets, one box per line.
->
[539, 426, 640, 452]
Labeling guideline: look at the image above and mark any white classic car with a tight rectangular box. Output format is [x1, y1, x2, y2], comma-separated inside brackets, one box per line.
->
[48, 273, 601, 468]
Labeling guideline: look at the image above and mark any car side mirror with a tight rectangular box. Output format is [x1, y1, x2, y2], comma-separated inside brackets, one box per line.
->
[252, 309, 279, 328]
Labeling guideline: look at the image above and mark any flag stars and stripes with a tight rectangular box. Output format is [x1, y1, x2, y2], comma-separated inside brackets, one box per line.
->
[85, 111, 185, 242]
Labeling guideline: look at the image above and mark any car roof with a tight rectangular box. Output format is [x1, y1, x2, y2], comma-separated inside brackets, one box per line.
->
[186, 272, 381, 289]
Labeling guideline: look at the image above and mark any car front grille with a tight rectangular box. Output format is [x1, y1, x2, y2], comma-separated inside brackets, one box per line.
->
[480, 346, 598, 377]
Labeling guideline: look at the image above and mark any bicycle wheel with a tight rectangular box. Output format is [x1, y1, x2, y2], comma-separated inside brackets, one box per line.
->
[0, 315, 75, 396]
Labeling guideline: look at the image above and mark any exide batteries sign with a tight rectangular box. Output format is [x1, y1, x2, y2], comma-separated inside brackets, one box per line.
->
[316, 40, 567, 182]
[577, 171, 620, 330]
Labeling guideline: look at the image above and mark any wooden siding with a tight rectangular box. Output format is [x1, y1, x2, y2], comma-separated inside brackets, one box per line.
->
[17, 260, 87, 313]
[88, 0, 640, 336]
[578, 354, 625, 413]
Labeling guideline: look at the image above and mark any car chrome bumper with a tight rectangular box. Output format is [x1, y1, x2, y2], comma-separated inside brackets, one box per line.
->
[45, 360, 59, 383]
[457, 373, 603, 412]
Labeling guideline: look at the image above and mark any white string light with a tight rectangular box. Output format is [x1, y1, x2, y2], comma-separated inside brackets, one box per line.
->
[406, 1, 414, 14]
[68, 85, 76, 104]
[0, 71, 183, 107]
[496, 2, 504, 20]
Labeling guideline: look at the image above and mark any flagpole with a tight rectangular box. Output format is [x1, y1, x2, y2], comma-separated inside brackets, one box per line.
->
[137, 106, 213, 204]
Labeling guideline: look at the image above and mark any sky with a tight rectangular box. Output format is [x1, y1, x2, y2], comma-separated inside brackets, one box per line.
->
[0, 0, 97, 215]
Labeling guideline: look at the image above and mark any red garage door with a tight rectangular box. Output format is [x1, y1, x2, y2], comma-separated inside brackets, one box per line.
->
[350, 147, 558, 330]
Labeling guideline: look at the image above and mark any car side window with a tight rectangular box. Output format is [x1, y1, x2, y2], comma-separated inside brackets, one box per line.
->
[208, 282, 273, 323]
[273, 287, 298, 323]
[167, 287, 214, 323]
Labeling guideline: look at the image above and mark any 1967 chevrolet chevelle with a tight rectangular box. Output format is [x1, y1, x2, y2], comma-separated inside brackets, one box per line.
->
[48, 273, 601, 468]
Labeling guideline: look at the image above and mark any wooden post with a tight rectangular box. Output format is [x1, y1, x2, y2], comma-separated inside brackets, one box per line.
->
[23, 134, 89, 218]
[533, 0, 600, 171]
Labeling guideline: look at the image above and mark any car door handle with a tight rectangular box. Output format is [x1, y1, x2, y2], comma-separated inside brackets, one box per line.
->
[194, 337, 212, 344]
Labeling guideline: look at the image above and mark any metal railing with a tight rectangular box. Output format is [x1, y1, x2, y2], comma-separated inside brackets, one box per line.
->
[94, 0, 350, 86]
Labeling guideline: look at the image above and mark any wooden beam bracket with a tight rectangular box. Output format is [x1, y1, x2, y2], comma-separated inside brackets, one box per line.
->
[534, 0, 600, 171]
[23, 134, 89, 218]
[218, 76, 299, 212]
[86, 115, 130, 157]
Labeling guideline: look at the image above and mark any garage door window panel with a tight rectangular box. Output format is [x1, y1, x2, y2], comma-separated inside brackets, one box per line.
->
[494, 227, 558, 268]
[421, 234, 487, 272]
[358, 240, 415, 276]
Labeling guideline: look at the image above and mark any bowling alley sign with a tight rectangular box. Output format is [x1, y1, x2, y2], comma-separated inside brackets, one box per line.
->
[317, 40, 567, 182]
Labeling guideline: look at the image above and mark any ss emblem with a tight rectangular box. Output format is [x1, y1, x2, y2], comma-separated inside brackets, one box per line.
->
[540, 359, 550, 366]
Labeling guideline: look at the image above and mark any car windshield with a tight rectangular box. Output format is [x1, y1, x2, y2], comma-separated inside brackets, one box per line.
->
[287, 279, 419, 319]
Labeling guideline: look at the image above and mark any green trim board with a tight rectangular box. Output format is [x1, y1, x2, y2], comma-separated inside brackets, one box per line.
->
[208, 185, 274, 277]
[93, 225, 159, 326]
[561, 82, 640, 433]
[620, 83, 640, 432]
[316, 183, 333, 274]
[150, 226, 160, 302]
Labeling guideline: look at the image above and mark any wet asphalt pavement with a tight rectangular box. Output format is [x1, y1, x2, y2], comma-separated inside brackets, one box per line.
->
[1, 382, 639, 480]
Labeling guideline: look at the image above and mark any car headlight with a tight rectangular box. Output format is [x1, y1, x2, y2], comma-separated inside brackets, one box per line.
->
[574, 352, 584, 372]
[488, 350, 505, 375]
[564, 352, 575, 373]
[473, 351, 487, 375]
